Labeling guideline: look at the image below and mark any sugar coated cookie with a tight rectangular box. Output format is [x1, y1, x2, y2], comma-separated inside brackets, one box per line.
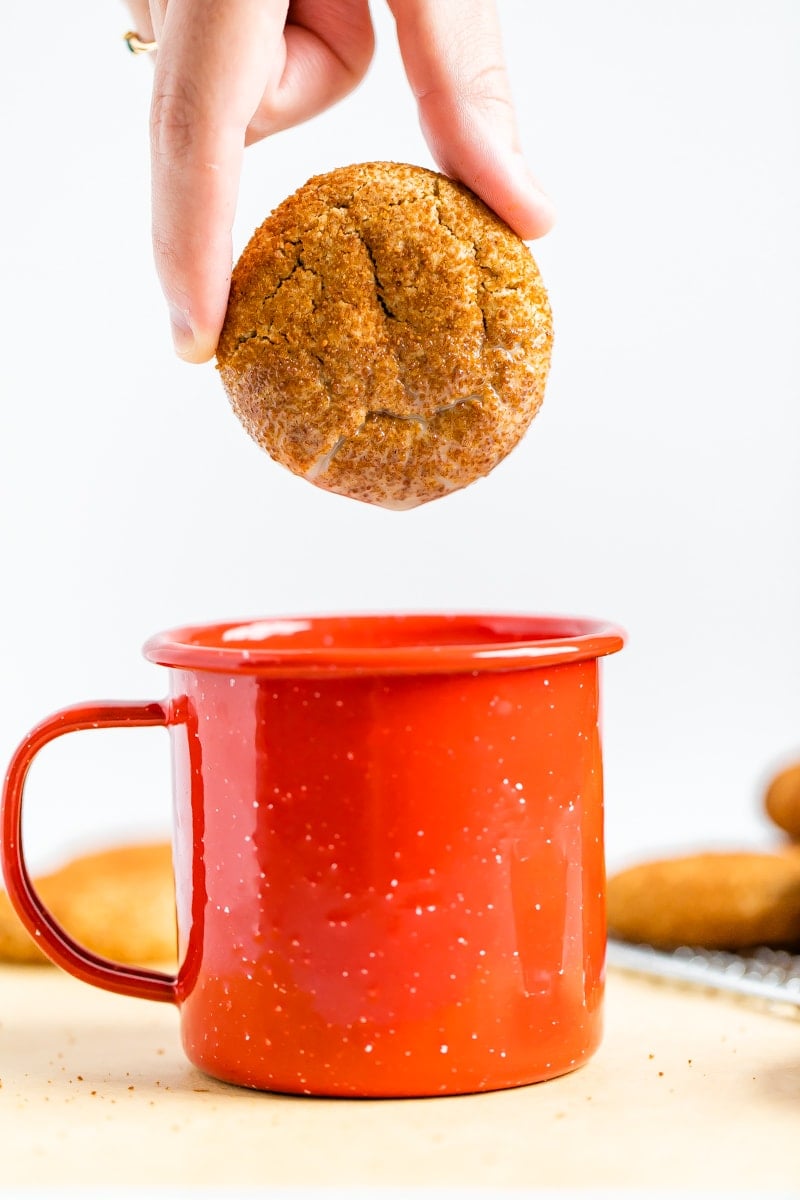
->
[765, 760, 800, 840]
[607, 849, 800, 950]
[0, 842, 176, 966]
[217, 162, 553, 509]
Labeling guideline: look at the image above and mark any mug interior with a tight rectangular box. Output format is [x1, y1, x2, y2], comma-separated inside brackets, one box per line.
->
[143, 614, 624, 676]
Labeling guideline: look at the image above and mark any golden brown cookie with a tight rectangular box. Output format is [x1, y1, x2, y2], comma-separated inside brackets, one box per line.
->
[0, 842, 176, 966]
[217, 161, 553, 509]
[765, 760, 800, 840]
[607, 849, 800, 950]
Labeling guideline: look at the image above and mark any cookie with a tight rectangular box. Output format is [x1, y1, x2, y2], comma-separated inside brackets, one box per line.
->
[607, 849, 800, 950]
[765, 760, 800, 840]
[217, 161, 553, 509]
[0, 842, 176, 966]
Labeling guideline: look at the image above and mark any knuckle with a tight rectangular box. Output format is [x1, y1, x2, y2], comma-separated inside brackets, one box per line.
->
[150, 77, 200, 161]
[151, 227, 180, 276]
[461, 63, 514, 112]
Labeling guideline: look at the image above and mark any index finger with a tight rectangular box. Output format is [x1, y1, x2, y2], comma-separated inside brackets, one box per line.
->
[386, 0, 555, 240]
[150, 0, 289, 362]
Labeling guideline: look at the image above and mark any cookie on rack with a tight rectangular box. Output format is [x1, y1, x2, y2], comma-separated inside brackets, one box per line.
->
[607, 849, 800, 951]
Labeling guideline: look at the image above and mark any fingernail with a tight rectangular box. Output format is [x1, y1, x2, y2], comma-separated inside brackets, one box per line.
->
[509, 156, 557, 235]
[169, 305, 196, 359]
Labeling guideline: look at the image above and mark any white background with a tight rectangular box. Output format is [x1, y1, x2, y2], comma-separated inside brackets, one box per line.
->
[1, 1, 798, 876]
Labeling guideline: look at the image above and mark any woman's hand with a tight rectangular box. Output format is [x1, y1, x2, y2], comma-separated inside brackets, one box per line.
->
[126, 0, 555, 363]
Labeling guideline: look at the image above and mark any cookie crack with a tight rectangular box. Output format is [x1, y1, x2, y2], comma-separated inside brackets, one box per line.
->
[304, 394, 483, 484]
[352, 228, 398, 321]
[367, 395, 480, 426]
[431, 177, 474, 250]
[258, 256, 306, 306]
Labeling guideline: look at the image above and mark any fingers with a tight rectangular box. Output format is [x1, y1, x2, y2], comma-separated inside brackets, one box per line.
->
[122, 0, 155, 41]
[245, 0, 374, 143]
[149, 0, 374, 363]
[146, 0, 542, 364]
[151, 0, 290, 362]
[386, 0, 555, 240]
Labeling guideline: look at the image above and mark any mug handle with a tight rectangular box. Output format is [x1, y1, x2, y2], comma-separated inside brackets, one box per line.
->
[1, 700, 177, 1004]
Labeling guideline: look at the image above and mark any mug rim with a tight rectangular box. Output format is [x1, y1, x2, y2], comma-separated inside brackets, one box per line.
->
[142, 612, 625, 676]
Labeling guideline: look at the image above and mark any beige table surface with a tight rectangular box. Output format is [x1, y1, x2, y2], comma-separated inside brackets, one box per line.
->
[1, 962, 798, 1193]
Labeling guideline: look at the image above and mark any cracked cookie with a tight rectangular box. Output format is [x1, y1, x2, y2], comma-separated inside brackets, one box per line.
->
[217, 161, 553, 508]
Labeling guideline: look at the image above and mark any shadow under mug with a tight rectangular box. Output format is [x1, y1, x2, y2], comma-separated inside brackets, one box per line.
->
[1, 613, 624, 1097]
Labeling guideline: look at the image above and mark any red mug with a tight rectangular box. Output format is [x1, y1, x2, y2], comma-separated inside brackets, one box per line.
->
[2, 613, 623, 1097]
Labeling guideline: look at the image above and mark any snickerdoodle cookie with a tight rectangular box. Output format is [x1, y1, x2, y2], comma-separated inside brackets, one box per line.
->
[0, 842, 176, 966]
[765, 760, 800, 840]
[217, 162, 553, 509]
[607, 849, 800, 950]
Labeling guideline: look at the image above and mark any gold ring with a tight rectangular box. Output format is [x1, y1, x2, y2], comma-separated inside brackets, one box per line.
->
[123, 30, 158, 55]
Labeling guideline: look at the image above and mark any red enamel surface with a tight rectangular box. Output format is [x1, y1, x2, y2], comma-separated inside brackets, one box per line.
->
[2, 613, 623, 1096]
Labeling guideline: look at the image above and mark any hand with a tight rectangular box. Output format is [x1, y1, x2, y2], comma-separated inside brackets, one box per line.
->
[126, 0, 555, 364]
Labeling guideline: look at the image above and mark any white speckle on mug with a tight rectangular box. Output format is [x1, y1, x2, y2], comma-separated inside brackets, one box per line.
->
[364, 1044, 373, 1054]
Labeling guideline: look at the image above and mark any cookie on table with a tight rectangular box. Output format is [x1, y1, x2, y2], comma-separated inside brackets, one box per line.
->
[217, 161, 553, 509]
[0, 842, 176, 966]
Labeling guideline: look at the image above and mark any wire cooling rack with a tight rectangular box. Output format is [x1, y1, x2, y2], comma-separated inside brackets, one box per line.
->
[607, 939, 800, 1017]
